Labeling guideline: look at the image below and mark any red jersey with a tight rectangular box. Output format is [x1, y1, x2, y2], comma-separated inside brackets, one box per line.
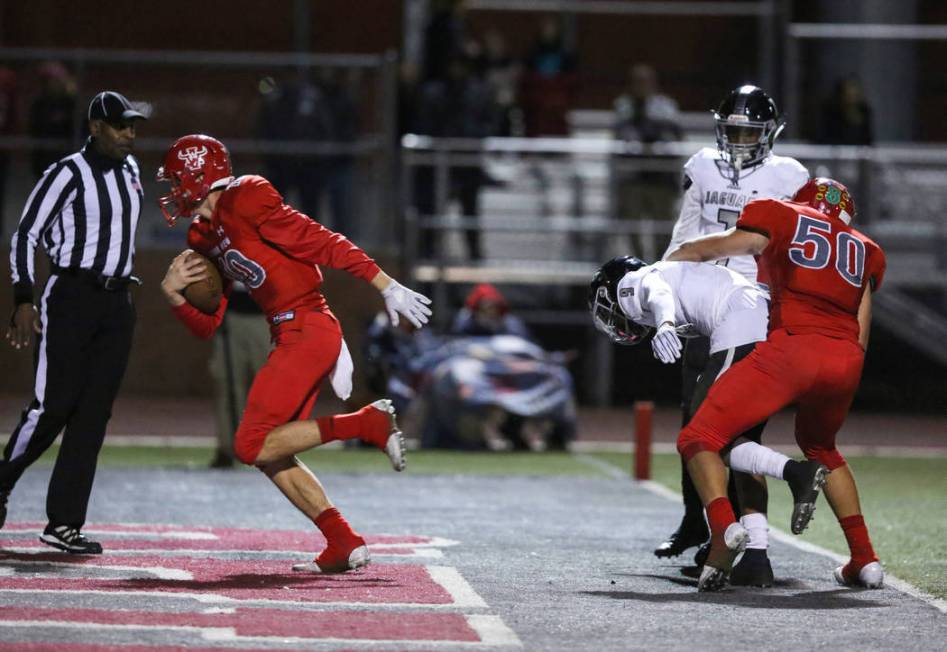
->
[187, 175, 380, 321]
[737, 198, 886, 343]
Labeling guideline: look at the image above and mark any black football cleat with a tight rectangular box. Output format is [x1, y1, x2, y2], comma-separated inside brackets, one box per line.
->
[654, 517, 709, 558]
[0, 490, 9, 529]
[693, 541, 711, 568]
[729, 548, 775, 587]
[40, 525, 103, 554]
[784, 460, 830, 534]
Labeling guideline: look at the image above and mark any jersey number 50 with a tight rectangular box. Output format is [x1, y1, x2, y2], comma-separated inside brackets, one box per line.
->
[789, 215, 865, 287]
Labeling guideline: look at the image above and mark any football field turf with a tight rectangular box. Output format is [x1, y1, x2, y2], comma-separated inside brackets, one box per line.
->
[0, 445, 941, 651]
[31, 445, 947, 601]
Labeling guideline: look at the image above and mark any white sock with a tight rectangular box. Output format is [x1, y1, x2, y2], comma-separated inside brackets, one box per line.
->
[740, 512, 769, 550]
[728, 441, 790, 479]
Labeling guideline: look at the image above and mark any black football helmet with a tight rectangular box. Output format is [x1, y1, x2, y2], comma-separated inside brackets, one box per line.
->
[589, 256, 653, 345]
[713, 85, 785, 171]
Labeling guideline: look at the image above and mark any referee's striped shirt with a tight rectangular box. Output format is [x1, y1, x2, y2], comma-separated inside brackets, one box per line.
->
[10, 137, 143, 305]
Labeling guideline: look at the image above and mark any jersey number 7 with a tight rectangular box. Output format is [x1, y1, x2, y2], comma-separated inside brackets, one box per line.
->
[715, 208, 741, 267]
[789, 215, 865, 287]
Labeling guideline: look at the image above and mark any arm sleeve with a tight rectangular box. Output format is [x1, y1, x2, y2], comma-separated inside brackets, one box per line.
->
[662, 175, 702, 260]
[10, 163, 75, 305]
[170, 294, 229, 340]
[639, 271, 677, 326]
[247, 180, 381, 282]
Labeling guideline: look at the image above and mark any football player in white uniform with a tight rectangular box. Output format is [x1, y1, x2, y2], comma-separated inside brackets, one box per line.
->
[590, 256, 828, 588]
[653, 86, 809, 580]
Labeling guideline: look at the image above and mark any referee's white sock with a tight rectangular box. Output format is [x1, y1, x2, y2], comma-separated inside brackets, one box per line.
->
[728, 440, 790, 479]
[740, 512, 769, 550]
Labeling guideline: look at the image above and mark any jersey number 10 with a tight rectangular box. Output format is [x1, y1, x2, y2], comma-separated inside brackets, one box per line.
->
[789, 215, 865, 288]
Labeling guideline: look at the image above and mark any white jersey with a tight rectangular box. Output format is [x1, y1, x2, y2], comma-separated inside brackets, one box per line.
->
[616, 261, 768, 354]
[662, 147, 809, 282]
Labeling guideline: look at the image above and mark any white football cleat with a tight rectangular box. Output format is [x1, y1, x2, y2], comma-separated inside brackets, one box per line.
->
[698, 522, 749, 592]
[292, 544, 370, 573]
[834, 561, 884, 589]
[371, 399, 406, 472]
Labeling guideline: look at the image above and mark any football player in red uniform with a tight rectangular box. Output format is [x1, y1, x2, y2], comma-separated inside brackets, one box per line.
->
[667, 178, 886, 591]
[156, 134, 432, 574]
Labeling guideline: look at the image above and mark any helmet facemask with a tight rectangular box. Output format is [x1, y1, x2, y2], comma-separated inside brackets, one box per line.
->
[590, 285, 653, 346]
[156, 169, 205, 226]
[156, 135, 232, 226]
[714, 114, 783, 172]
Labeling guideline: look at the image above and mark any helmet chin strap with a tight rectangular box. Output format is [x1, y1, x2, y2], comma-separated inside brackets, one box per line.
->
[729, 153, 745, 186]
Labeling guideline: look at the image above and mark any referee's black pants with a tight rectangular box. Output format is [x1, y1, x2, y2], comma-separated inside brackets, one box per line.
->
[1, 273, 135, 528]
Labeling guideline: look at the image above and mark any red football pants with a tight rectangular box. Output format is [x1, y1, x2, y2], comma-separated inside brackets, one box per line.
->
[233, 310, 342, 465]
[677, 328, 864, 470]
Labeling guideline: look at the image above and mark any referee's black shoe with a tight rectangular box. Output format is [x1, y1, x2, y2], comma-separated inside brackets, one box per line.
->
[654, 517, 709, 558]
[40, 524, 103, 554]
[784, 459, 830, 535]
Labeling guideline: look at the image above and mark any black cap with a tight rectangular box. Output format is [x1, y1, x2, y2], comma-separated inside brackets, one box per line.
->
[88, 91, 147, 124]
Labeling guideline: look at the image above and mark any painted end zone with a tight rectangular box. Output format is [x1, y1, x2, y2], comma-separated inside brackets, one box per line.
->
[0, 552, 457, 605]
[0, 522, 521, 649]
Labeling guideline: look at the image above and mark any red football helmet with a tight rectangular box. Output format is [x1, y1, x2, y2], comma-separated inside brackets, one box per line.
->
[792, 177, 856, 224]
[157, 134, 232, 226]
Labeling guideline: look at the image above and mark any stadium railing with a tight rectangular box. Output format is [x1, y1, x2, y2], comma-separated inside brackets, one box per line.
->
[400, 135, 947, 401]
[0, 47, 400, 249]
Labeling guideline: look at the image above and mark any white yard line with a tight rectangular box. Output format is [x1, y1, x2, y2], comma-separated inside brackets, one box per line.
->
[465, 614, 523, 647]
[427, 566, 489, 608]
[571, 453, 628, 480]
[0, 546, 443, 559]
[570, 440, 947, 458]
[0, 587, 486, 611]
[0, 560, 192, 580]
[576, 454, 947, 615]
[0, 621, 519, 649]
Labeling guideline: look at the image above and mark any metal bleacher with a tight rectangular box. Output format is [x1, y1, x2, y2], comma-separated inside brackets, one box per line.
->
[401, 119, 947, 404]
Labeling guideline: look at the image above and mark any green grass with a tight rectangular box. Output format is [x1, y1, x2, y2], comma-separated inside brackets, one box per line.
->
[592, 451, 947, 601]
[32, 445, 947, 599]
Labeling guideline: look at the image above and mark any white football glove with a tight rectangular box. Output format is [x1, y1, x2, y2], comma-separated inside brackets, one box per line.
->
[651, 322, 683, 364]
[381, 280, 432, 328]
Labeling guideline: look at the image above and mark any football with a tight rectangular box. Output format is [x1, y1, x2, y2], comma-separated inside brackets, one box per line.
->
[182, 251, 223, 315]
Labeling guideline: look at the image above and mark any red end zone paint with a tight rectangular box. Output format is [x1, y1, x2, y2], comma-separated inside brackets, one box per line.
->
[0, 606, 481, 642]
[0, 523, 437, 552]
[0, 645, 339, 652]
[0, 552, 454, 604]
[0, 523, 518, 648]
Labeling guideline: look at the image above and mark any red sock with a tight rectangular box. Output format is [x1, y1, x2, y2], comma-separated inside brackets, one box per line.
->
[317, 405, 389, 447]
[705, 497, 737, 547]
[314, 507, 360, 546]
[839, 514, 878, 572]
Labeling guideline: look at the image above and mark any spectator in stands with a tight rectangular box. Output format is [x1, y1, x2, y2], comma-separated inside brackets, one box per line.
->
[611, 63, 683, 260]
[519, 15, 577, 137]
[312, 68, 359, 238]
[819, 76, 873, 146]
[0, 66, 17, 238]
[423, 0, 468, 83]
[29, 61, 77, 178]
[451, 283, 531, 339]
[256, 74, 331, 220]
[481, 29, 523, 137]
[411, 52, 501, 260]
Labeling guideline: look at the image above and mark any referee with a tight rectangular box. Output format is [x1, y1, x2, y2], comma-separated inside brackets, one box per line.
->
[3, 90, 146, 553]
